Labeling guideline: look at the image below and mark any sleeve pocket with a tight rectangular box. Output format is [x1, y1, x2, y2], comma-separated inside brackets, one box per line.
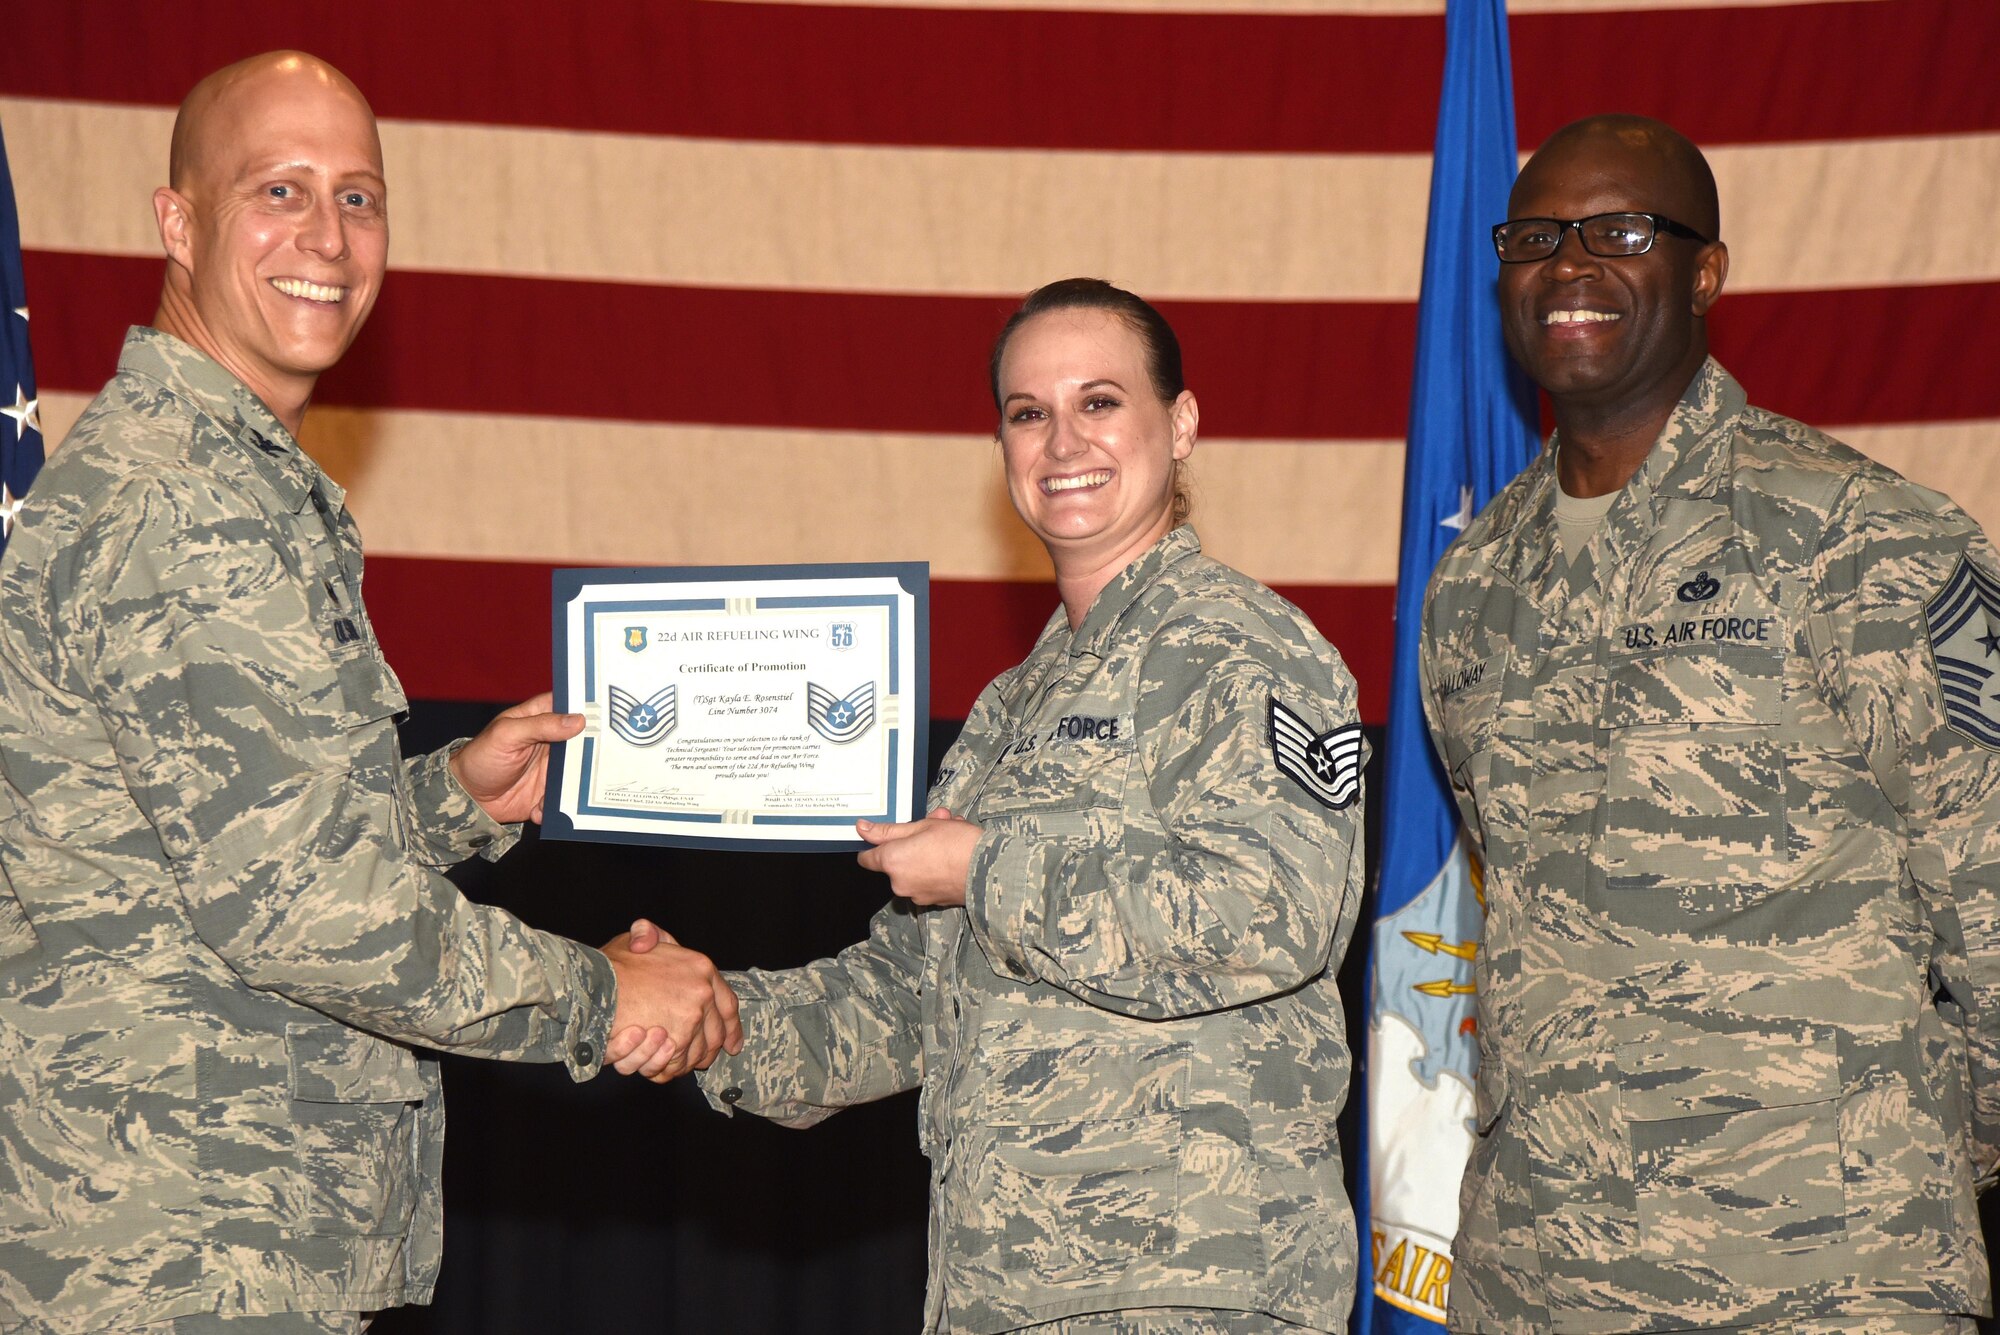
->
[332, 649, 408, 731]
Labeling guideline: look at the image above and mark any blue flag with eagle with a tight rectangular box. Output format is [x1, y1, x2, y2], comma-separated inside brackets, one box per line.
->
[1354, 0, 1538, 1330]
[0, 121, 42, 557]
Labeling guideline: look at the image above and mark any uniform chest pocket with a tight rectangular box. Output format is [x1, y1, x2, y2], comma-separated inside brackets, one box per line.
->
[971, 732, 1133, 845]
[1437, 654, 1508, 843]
[1599, 648, 1788, 895]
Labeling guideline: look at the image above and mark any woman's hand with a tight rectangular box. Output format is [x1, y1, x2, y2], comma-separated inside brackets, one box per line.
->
[856, 809, 982, 907]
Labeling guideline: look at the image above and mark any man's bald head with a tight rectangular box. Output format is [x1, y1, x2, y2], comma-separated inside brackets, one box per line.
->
[151, 51, 388, 433]
[1514, 114, 1719, 241]
[169, 51, 380, 195]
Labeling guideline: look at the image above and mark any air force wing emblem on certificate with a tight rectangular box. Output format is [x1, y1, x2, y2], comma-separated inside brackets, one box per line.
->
[808, 681, 876, 744]
[609, 683, 678, 746]
[624, 626, 648, 652]
[1925, 554, 2000, 749]
[1269, 697, 1362, 809]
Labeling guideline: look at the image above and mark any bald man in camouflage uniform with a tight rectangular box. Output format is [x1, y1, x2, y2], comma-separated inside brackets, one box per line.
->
[0, 53, 734, 1333]
[1421, 115, 1995, 1332]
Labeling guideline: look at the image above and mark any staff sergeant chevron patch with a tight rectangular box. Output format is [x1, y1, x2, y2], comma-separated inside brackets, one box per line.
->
[1269, 697, 1362, 810]
[1925, 554, 2000, 750]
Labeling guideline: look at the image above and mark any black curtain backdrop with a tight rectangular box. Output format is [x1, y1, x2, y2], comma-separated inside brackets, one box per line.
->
[375, 702, 2000, 1334]
[370, 702, 1382, 1335]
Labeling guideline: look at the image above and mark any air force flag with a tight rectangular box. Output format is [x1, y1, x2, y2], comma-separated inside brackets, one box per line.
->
[807, 680, 876, 744]
[1359, 1, 1541, 1331]
[609, 683, 677, 746]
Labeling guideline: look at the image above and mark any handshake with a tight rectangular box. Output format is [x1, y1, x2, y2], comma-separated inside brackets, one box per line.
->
[598, 920, 742, 1083]
[585, 811, 978, 1085]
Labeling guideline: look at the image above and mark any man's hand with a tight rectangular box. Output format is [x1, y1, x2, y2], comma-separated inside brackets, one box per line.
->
[602, 920, 742, 1083]
[448, 692, 584, 825]
[856, 808, 981, 908]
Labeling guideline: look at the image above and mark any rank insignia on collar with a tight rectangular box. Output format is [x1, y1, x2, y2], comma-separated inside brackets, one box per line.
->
[1676, 570, 1721, 603]
[1925, 554, 2000, 750]
[1269, 698, 1362, 810]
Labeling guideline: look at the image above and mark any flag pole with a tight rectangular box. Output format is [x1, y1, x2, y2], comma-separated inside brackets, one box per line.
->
[1355, 0, 1538, 1330]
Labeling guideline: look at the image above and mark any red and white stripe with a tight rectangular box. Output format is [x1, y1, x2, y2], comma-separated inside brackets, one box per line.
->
[4, 0, 1994, 718]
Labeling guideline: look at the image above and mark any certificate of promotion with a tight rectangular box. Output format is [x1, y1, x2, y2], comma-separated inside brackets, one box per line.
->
[542, 563, 929, 851]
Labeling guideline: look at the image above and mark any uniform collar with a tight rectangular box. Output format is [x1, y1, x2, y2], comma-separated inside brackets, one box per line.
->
[1482, 357, 1745, 604]
[115, 326, 337, 517]
[1611, 356, 1745, 507]
[1030, 525, 1202, 661]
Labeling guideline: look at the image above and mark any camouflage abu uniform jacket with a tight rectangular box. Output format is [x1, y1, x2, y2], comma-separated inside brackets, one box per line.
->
[698, 527, 1365, 1333]
[1421, 359, 1998, 1333]
[0, 329, 616, 1332]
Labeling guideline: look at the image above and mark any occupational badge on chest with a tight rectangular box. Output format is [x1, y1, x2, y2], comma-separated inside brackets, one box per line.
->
[1269, 698, 1362, 810]
[1924, 554, 2000, 750]
[1616, 562, 1780, 652]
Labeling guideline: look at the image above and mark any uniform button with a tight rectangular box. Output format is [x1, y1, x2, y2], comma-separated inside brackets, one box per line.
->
[720, 1087, 744, 1105]
[573, 1040, 596, 1066]
[469, 833, 492, 849]
[1006, 957, 1025, 975]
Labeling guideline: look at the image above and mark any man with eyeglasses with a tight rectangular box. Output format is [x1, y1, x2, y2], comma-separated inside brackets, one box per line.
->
[1418, 114, 1996, 1333]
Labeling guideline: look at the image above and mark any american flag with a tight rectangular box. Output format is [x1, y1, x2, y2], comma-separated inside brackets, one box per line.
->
[0, 1, 1994, 728]
[2, 2, 1997, 1324]
[0, 123, 40, 557]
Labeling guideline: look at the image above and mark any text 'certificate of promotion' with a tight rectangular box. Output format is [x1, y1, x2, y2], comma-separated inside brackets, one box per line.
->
[543, 563, 929, 852]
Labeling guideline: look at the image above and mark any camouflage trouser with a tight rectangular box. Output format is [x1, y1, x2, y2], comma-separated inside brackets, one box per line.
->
[1505, 1319, 1975, 1335]
[1020, 1308, 1312, 1333]
[1745, 1320, 1971, 1335]
[131, 1313, 366, 1334]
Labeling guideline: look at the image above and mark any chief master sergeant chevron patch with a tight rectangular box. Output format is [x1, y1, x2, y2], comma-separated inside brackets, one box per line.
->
[1924, 553, 2000, 750]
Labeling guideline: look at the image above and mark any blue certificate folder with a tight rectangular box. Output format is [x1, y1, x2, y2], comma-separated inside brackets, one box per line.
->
[542, 562, 930, 853]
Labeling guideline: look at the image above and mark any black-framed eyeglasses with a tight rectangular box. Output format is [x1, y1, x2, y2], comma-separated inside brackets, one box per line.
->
[1491, 212, 1712, 263]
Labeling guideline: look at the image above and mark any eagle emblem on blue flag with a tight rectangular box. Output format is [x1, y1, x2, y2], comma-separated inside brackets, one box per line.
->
[624, 626, 648, 653]
[807, 681, 876, 744]
[1925, 554, 2000, 750]
[1269, 697, 1362, 810]
[608, 683, 677, 746]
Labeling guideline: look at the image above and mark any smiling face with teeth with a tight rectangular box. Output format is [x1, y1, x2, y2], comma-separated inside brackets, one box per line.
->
[1498, 117, 1729, 461]
[152, 53, 388, 432]
[996, 307, 1198, 617]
